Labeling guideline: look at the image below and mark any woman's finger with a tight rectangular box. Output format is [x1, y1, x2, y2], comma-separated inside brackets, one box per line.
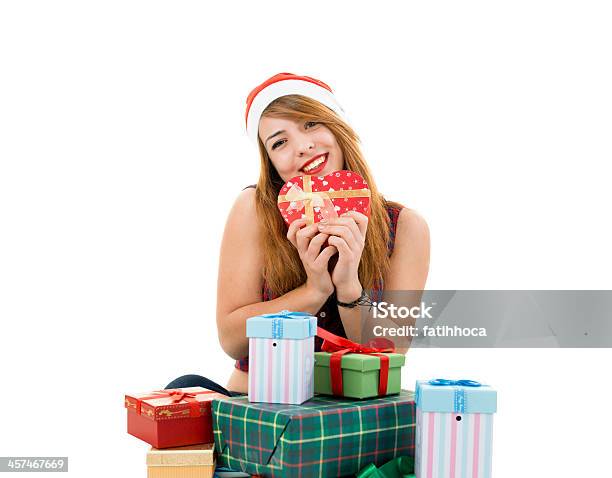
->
[286, 218, 308, 247]
[317, 223, 357, 250]
[336, 216, 363, 244]
[306, 232, 329, 260]
[295, 223, 319, 252]
[341, 211, 369, 238]
[314, 245, 338, 268]
[328, 235, 353, 258]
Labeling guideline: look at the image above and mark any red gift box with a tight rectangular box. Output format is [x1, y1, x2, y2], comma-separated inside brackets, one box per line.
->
[125, 387, 225, 449]
[277, 170, 371, 225]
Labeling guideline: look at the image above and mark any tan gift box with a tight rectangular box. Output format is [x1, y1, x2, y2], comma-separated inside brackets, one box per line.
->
[147, 443, 215, 478]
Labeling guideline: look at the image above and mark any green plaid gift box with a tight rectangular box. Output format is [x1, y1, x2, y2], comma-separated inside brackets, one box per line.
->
[212, 390, 415, 478]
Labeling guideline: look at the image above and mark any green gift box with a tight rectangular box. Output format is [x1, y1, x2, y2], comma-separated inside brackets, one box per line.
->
[213, 391, 415, 478]
[314, 352, 405, 399]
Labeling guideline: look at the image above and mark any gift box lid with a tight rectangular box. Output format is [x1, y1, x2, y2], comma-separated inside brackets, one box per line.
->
[246, 310, 317, 339]
[125, 387, 226, 421]
[314, 351, 405, 371]
[147, 443, 215, 466]
[415, 380, 497, 414]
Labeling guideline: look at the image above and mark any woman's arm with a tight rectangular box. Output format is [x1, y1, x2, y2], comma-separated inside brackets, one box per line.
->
[385, 208, 430, 291]
[216, 188, 330, 360]
[380, 208, 430, 353]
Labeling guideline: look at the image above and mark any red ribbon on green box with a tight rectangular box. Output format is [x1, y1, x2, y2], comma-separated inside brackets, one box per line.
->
[317, 327, 395, 396]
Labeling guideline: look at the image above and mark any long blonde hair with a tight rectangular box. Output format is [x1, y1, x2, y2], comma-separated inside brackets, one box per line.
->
[255, 95, 398, 296]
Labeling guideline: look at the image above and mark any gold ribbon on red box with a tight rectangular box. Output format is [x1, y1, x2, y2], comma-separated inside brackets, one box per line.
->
[125, 388, 213, 419]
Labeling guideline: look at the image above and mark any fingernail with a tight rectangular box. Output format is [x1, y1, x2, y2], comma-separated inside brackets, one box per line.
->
[319, 219, 328, 224]
[318, 224, 326, 230]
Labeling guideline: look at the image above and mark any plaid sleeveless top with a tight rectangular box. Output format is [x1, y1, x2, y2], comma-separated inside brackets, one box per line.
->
[235, 200, 402, 372]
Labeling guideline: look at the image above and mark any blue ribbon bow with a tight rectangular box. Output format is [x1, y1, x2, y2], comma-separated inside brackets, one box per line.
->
[259, 310, 313, 319]
[427, 378, 482, 413]
[259, 310, 314, 339]
[428, 379, 481, 387]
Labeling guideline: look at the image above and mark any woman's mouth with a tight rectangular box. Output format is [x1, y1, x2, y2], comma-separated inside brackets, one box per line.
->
[300, 153, 328, 175]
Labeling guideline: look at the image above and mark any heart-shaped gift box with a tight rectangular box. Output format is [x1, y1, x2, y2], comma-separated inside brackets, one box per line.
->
[277, 170, 371, 225]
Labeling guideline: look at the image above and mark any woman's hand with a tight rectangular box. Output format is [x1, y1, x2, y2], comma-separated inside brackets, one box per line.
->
[287, 218, 338, 300]
[317, 211, 369, 302]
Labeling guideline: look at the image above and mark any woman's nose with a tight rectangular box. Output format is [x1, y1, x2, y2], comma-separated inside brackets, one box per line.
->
[297, 138, 315, 156]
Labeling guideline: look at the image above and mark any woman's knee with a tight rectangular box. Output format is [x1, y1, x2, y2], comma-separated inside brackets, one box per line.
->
[164, 374, 207, 389]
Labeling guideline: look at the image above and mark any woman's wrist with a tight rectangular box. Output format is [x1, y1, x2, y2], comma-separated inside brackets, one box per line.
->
[303, 280, 333, 306]
[335, 280, 363, 303]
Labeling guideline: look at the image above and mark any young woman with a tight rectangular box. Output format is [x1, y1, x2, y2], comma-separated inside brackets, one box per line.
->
[166, 73, 429, 393]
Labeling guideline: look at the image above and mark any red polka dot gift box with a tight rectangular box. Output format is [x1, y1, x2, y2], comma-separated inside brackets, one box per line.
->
[277, 170, 371, 225]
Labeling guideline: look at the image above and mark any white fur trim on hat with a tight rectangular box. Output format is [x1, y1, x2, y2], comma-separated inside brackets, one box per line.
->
[246, 79, 347, 144]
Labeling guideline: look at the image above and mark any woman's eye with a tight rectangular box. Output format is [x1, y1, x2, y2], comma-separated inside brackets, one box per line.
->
[305, 121, 318, 129]
[271, 139, 286, 150]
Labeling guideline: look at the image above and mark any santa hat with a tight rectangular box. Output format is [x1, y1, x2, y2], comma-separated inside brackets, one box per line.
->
[245, 72, 347, 144]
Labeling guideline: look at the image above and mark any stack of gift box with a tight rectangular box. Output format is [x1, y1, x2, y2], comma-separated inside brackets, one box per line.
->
[125, 310, 497, 478]
[125, 387, 226, 477]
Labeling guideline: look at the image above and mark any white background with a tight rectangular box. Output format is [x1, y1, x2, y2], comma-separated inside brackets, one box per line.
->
[1, 1, 611, 477]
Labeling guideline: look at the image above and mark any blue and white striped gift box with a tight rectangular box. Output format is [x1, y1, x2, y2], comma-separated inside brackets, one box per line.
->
[415, 379, 497, 478]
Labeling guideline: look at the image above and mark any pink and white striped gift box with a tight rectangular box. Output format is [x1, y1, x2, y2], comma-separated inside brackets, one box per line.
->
[415, 380, 497, 478]
[246, 311, 317, 405]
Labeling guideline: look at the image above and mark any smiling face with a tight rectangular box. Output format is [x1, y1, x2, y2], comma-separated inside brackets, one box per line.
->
[258, 116, 344, 182]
